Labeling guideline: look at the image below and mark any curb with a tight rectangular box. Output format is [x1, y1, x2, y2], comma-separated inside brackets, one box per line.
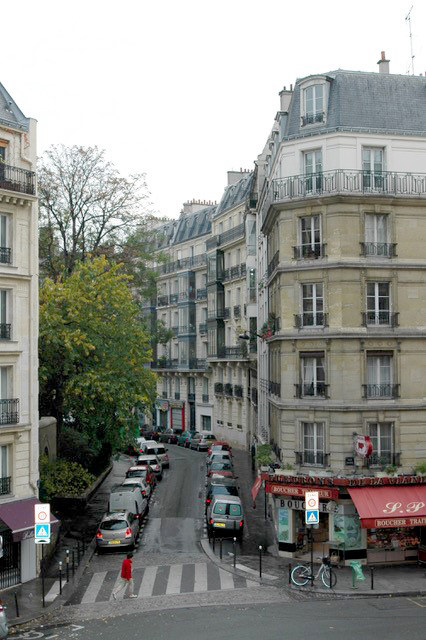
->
[200, 538, 276, 586]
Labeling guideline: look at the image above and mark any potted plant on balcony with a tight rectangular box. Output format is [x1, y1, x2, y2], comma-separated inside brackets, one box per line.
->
[414, 461, 426, 476]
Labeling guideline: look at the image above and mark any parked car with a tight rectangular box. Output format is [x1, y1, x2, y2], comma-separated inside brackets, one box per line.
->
[121, 476, 152, 500]
[137, 454, 163, 480]
[189, 432, 202, 449]
[139, 439, 159, 452]
[205, 478, 239, 513]
[159, 429, 180, 444]
[207, 452, 233, 467]
[208, 442, 233, 456]
[141, 444, 169, 468]
[96, 510, 139, 551]
[109, 484, 148, 521]
[126, 464, 156, 490]
[177, 431, 192, 447]
[206, 496, 244, 538]
[206, 461, 235, 479]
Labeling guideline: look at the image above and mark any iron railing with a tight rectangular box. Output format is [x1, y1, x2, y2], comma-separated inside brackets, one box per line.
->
[296, 451, 329, 466]
[178, 290, 195, 302]
[157, 254, 206, 274]
[293, 243, 327, 260]
[0, 324, 11, 340]
[0, 399, 19, 424]
[301, 111, 324, 126]
[267, 251, 279, 277]
[365, 452, 401, 468]
[196, 288, 207, 300]
[0, 476, 11, 495]
[218, 346, 247, 359]
[269, 381, 281, 396]
[0, 248, 11, 264]
[178, 324, 196, 334]
[295, 383, 328, 398]
[224, 307, 230, 319]
[233, 305, 241, 318]
[157, 295, 169, 306]
[202, 394, 209, 403]
[214, 382, 224, 394]
[199, 323, 207, 334]
[0, 163, 36, 195]
[174, 392, 180, 400]
[169, 293, 178, 304]
[188, 393, 195, 402]
[295, 313, 328, 328]
[360, 242, 397, 257]
[234, 384, 243, 398]
[362, 384, 399, 399]
[362, 312, 399, 327]
[224, 383, 233, 397]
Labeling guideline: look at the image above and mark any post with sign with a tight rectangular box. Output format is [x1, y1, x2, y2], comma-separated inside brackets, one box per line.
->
[305, 491, 319, 587]
[35, 504, 51, 607]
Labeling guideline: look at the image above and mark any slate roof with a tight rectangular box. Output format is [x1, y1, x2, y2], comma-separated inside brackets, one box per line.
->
[285, 70, 426, 139]
[173, 205, 214, 244]
[0, 82, 29, 131]
[214, 172, 254, 217]
[155, 220, 179, 249]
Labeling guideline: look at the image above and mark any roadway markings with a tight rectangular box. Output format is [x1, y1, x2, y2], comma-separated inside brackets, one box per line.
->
[137, 565, 158, 598]
[81, 571, 107, 604]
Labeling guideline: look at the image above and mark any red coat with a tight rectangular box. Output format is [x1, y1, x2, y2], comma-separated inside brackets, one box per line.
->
[121, 558, 132, 580]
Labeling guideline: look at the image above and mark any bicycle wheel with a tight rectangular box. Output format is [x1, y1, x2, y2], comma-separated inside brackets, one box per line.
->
[291, 564, 310, 586]
[321, 567, 337, 588]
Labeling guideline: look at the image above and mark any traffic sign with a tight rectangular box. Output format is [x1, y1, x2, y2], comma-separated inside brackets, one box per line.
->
[35, 523, 51, 543]
[35, 503, 50, 525]
[305, 510, 319, 525]
[305, 491, 319, 511]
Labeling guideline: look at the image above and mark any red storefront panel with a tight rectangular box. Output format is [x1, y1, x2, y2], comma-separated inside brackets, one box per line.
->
[348, 486, 426, 529]
[265, 482, 338, 500]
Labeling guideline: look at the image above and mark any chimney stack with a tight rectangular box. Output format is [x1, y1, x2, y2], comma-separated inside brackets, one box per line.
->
[377, 51, 390, 74]
[279, 85, 293, 112]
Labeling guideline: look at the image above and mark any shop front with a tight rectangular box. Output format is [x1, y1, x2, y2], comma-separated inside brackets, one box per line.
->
[155, 399, 170, 431]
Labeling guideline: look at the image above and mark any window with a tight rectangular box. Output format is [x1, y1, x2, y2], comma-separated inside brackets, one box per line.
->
[301, 283, 325, 326]
[0, 215, 11, 264]
[368, 423, 393, 465]
[299, 215, 322, 258]
[364, 214, 392, 256]
[303, 85, 324, 125]
[362, 148, 384, 190]
[302, 422, 325, 465]
[300, 354, 326, 397]
[304, 150, 322, 193]
[365, 282, 391, 325]
[175, 377, 180, 396]
[202, 378, 209, 403]
[365, 353, 397, 398]
[0, 444, 10, 495]
[249, 268, 256, 302]
[201, 415, 211, 431]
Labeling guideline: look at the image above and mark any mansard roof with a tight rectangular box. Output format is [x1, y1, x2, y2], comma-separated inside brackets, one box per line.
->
[173, 205, 214, 244]
[0, 82, 30, 131]
[214, 172, 254, 217]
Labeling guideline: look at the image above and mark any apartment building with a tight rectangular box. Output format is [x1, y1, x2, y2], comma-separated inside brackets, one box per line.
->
[258, 57, 426, 563]
[0, 83, 40, 585]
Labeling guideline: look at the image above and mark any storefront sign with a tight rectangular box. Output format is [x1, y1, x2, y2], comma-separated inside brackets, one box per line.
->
[366, 516, 426, 529]
[261, 473, 426, 488]
[280, 498, 333, 513]
[266, 482, 338, 500]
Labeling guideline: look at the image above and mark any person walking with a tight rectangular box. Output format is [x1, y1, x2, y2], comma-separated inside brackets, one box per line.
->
[112, 553, 137, 599]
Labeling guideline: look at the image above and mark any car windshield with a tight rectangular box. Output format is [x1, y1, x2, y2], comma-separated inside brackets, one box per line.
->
[101, 520, 128, 531]
[211, 445, 229, 452]
[139, 457, 157, 465]
[210, 462, 232, 471]
[211, 486, 239, 497]
[155, 447, 165, 454]
[127, 470, 146, 478]
[213, 503, 241, 516]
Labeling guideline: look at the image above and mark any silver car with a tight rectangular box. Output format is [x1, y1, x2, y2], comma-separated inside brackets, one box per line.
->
[122, 477, 152, 500]
[206, 496, 244, 539]
[137, 454, 163, 480]
[96, 510, 139, 551]
[207, 452, 233, 467]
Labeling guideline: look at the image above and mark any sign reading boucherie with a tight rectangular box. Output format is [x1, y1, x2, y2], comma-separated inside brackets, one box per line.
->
[265, 482, 338, 500]
[364, 517, 426, 529]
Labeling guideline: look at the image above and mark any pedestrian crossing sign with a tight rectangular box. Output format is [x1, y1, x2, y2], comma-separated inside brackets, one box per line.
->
[305, 510, 319, 525]
[35, 523, 51, 543]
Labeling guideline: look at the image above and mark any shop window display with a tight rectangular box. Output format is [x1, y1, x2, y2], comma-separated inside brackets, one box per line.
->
[367, 527, 420, 551]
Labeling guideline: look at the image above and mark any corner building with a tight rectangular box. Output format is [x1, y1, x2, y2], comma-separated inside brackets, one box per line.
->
[259, 60, 426, 564]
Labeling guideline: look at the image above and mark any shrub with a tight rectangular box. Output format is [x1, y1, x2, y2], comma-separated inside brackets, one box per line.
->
[39, 455, 95, 498]
[415, 461, 426, 474]
[256, 443, 274, 467]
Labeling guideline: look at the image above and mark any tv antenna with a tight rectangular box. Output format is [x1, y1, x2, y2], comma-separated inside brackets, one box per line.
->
[405, 5, 415, 75]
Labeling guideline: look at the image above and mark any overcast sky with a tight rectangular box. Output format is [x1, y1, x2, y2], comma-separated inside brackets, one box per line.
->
[2, 0, 425, 218]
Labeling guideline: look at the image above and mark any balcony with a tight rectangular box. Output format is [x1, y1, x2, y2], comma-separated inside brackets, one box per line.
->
[230, 266, 240, 279]
[295, 313, 328, 329]
[178, 290, 195, 302]
[157, 295, 169, 307]
[362, 312, 399, 328]
[360, 242, 397, 258]
[222, 268, 230, 281]
[365, 452, 401, 468]
[188, 393, 195, 402]
[214, 382, 224, 395]
[234, 384, 243, 398]
[162, 391, 168, 398]
[233, 305, 241, 318]
[251, 388, 258, 405]
[295, 383, 328, 398]
[0, 476, 11, 495]
[269, 381, 281, 396]
[301, 111, 324, 127]
[196, 288, 207, 300]
[362, 384, 399, 399]
[0, 248, 11, 264]
[208, 309, 224, 320]
[202, 394, 209, 403]
[0, 163, 36, 195]
[157, 254, 207, 274]
[217, 346, 247, 359]
[199, 323, 207, 334]
[272, 169, 426, 203]
[0, 324, 11, 340]
[295, 451, 329, 466]
[224, 383, 233, 397]
[178, 324, 196, 335]
[224, 307, 230, 319]
[0, 399, 19, 425]
[222, 264, 247, 282]
[293, 243, 326, 260]
[169, 293, 178, 304]
[267, 251, 279, 278]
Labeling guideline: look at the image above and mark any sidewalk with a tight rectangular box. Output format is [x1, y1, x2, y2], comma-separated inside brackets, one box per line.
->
[0, 454, 134, 629]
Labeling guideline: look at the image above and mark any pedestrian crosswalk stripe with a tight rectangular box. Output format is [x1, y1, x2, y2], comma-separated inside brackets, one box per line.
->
[137, 565, 157, 599]
[82, 571, 107, 604]
[166, 563, 182, 595]
[218, 567, 234, 590]
[194, 562, 208, 592]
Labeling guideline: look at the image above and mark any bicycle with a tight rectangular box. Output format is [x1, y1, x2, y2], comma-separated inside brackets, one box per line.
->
[291, 556, 337, 588]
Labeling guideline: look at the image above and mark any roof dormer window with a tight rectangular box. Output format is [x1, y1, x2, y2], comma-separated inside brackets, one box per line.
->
[300, 78, 329, 128]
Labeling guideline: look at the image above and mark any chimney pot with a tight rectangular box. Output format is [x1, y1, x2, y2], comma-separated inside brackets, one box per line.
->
[377, 51, 390, 74]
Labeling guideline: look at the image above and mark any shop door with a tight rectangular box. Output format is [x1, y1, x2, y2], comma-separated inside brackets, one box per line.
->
[172, 408, 182, 431]
[0, 529, 21, 588]
[159, 410, 168, 430]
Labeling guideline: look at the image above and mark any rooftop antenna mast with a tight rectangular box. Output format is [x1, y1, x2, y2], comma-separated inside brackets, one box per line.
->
[405, 5, 415, 75]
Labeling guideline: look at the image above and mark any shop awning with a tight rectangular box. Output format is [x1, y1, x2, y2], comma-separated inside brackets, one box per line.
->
[348, 486, 426, 529]
[0, 497, 60, 542]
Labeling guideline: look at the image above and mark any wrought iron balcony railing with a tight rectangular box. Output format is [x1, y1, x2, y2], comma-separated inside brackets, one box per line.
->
[0, 399, 19, 425]
[272, 169, 426, 203]
[295, 451, 329, 466]
[0, 248, 11, 264]
[230, 266, 240, 279]
[224, 307, 230, 319]
[233, 305, 241, 318]
[199, 323, 207, 334]
[0, 163, 36, 195]
[202, 394, 209, 403]
[178, 290, 195, 302]
[0, 324, 11, 340]
[362, 384, 399, 399]
[157, 254, 207, 274]
[0, 476, 11, 495]
[251, 388, 258, 405]
[169, 293, 178, 304]
[224, 383, 233, 397]
[234, 384, 243, 398]
[301, 111, 324, 126]
[295, 313, 328, 329]
[178, 324, 196, 335]
[214, 382, 224, 395]
[216, 346, 248, 359]
[267, 251, 279, 278]
[293, 243, 326, 260]
[360, 242, 397, 258]
[295, 383, 328, 398]
[364, 452, 401, 468]
[174, 392, 180, 400]
[269, 381, 281, 396]
[188, 393, 195, 402]
[222, 268, 230, 281]
[240, 264, 246, 276]
[362, 312, 399, 327]
[196, 288, 207, 300]
[157, 295, 169, 307]
[162, 391, 168, 398]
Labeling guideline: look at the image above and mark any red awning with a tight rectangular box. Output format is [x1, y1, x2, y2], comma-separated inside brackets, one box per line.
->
[348, 486, 426, 529]
[251, 477, 263, 506]
[0, 497, 60, 542]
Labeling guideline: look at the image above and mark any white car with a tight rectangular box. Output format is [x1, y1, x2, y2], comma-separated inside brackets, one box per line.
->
[122, 477, 152, 500]
[137, 454, 163, 480]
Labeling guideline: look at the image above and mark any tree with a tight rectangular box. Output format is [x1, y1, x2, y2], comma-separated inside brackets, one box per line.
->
[38, 145, 152, 280]
[39, 256, 157, 459]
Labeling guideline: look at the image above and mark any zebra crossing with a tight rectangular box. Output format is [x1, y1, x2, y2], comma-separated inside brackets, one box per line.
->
[65, 561, 258, 605]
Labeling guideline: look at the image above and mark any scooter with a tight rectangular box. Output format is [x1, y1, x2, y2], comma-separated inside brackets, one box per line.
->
[0, 600, 8, 639]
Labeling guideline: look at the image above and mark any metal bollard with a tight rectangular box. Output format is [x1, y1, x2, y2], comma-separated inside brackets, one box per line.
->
[219, 538, 223, 560]
[72, 550, 75, 576]
[259, 545, 263, 579]
[233, 537, 237, 569]
[370, 565, 374, 590]
[59, 561, 63, 595]
[77, 540, 81, 564]
[288, 563, 292, 584]
[66, 549, 70, 582]
[14, 592, 19, 618]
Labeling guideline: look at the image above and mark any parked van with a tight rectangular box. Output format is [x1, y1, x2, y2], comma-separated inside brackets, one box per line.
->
[108, 485, 148, 522]
[143, 444, 169, 468]
[206, 496, 244, 539]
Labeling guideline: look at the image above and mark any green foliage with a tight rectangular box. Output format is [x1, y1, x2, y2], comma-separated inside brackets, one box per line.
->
[256, 444, 274, 467]
[39, 256, 157, 455]
[39, 455, 95, 498]
[384, 465, 398, 475]
[415, 461, 426, 474]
